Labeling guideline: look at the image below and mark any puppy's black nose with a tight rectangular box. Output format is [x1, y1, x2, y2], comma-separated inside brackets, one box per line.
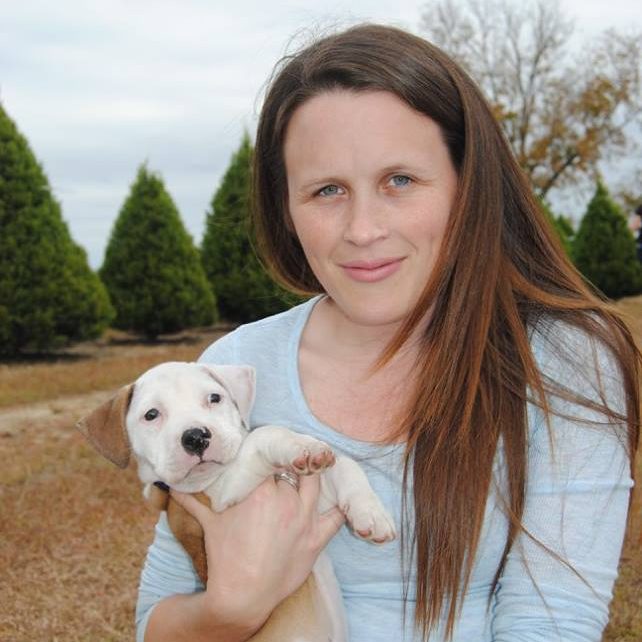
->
[181, 427, 212, 457]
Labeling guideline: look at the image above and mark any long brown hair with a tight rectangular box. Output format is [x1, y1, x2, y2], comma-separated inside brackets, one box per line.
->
[252, 24, 640, 638]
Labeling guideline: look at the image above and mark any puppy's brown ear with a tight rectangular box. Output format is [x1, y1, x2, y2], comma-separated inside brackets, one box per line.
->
[76, 384, 134, 468]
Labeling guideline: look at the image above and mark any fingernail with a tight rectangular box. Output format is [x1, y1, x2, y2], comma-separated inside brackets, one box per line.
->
[154, 481, 170, 492]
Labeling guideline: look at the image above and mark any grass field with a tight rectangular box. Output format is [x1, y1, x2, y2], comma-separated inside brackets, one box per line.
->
[0, 304, 640, 641]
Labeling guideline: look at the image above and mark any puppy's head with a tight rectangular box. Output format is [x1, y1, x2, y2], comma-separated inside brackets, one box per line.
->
[77, 362, 256, 492]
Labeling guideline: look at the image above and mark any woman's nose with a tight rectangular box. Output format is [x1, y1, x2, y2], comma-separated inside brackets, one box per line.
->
[342, 193, 388, 246]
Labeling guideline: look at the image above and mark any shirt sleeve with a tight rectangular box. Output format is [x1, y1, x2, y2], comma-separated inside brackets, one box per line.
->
[135, 331, 239, 642]
[491, 322, 634, 641]
[135, 513, 205, 642]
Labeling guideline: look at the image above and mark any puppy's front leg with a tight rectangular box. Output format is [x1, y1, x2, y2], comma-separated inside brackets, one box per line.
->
[320, 456, 396, 544]
[209, 425, 335, 511]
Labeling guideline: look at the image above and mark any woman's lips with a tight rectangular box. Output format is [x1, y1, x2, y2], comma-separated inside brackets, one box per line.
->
[340, 258, 405, 283]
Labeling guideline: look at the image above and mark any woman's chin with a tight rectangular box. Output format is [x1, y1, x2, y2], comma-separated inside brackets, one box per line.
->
[327, 295, 414, 330]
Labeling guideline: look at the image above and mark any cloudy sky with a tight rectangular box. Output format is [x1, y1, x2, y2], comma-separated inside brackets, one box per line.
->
[2, 0, 640, 268]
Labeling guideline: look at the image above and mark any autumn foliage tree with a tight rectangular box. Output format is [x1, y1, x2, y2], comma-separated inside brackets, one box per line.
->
[0, 103, 113, 353]
[101, 165, 217, 338]
[420, 0, 642, 198]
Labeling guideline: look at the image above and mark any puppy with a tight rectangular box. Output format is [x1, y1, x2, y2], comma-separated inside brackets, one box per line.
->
[77, 361, 396, 642]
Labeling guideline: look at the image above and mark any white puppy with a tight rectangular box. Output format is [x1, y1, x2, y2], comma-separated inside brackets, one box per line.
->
[77, 361, 396, 642]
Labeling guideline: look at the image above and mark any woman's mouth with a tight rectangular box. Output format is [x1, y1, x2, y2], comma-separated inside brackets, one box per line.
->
[340, 257, 405, 283]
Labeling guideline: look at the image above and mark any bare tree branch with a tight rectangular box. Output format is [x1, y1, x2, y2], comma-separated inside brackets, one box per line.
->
[420, 0, 642, 197]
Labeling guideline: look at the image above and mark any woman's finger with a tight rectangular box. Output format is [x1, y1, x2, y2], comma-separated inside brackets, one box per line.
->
[169, 489, 215, 526]
[297, 475, 345, 544]
[297, 472, 321, 514]
[317, 506, 345, 545]
[274, 471, 301, 493]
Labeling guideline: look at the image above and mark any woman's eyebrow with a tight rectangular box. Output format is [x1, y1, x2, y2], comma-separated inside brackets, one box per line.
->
[294, 162, 428, 187]
[378, 163, 425, 175]
[295, 175, 344, 191]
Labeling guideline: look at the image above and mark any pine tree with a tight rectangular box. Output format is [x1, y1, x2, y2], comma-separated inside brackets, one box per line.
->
[0, 103, 113, 353]
[539, 198, 574, 255]
[201, 133, 296, 323]
[100, 165, 217, 337]
[573, 182, 642, 299]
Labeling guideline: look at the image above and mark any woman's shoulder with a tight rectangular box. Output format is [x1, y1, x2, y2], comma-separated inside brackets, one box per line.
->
[523, 314, 632, 494]
[528, 313, 621, 382]
[198, 296, 318, 365]
[236, 296, 318, 332]
[527, 312, 626, 420]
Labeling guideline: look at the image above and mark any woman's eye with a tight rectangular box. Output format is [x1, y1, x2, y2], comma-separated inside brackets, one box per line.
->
[144, 408, 160, 421]
[390, 175, 412, 187]
[317, 184, 342, 197]
[209, 393, 221, 403]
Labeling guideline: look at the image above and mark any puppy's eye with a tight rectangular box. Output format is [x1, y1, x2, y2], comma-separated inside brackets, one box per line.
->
[144, 408, 160, 421]
[208, 393, 221, 404]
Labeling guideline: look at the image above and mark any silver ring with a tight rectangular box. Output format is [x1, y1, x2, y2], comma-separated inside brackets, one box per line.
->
[274, 471, 300, 491]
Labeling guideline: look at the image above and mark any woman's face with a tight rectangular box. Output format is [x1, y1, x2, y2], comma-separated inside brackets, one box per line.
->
[283, 90, 458, 328]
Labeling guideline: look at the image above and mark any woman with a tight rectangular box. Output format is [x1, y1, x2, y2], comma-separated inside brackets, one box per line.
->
[137, 24, 639, 642]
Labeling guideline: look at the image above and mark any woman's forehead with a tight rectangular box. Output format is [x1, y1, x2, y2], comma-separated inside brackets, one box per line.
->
[283, 90, 448, 177]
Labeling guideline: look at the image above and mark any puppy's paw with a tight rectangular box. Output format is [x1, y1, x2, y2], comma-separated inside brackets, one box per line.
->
[342, 494, 396, 544]
[211, 489, 242, 512]
[285, 436, 335, 475]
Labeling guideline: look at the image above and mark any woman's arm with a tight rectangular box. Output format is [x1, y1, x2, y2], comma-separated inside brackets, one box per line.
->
[135, 505, 263, 642]
[143, 592, 260, 642]
[491, 324, 634, 642]
[139, 474, 344, 642]
[491, 412, 631, 641]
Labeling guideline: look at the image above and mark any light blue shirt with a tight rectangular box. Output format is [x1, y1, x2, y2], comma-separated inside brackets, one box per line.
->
[136, 296, 632, 642]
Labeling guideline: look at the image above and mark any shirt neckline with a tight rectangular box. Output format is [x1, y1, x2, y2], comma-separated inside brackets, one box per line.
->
[287, 295, 405, 456]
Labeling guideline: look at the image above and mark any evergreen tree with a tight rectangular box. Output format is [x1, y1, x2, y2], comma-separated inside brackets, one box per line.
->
[539, 198, 574, 255]
[101, 165, 216, 337]
[0, 103, 113, 354]
[201, 133, 296, 323]
[573, 182, 642, 299]
[555, 214, 575, 246]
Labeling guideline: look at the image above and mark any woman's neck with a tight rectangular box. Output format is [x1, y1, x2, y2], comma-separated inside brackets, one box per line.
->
[307, 296, 423, 369]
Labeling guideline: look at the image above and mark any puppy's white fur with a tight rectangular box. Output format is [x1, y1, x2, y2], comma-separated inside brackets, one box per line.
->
[125, 361, 397, 641]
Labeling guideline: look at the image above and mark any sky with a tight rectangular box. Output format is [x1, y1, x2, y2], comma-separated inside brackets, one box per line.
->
[1, 0, 641, 268]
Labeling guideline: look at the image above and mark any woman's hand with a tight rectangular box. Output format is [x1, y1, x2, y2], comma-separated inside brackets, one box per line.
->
[169, 473, 345, 632]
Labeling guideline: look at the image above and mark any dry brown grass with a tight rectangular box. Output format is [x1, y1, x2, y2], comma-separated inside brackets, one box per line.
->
[602, 294, 642, 642]
[1, 299, 641, 641]
[0, 423, 154, 641]
[0, 327, 229, 408]
[603, 450, 642, 642]
[0, 328, 226, 641]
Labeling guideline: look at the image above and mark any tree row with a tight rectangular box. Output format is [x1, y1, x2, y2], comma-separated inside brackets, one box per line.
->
[0, 102, 640, 355]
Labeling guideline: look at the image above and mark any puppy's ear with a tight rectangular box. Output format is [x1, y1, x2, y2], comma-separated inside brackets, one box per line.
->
[201, 364, 256, 427]
[76, 384, 134, 468]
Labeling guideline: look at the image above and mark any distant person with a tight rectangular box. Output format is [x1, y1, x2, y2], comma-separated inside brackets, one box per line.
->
[136, 23, 640, 642]
[628, 203, 642, 262]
